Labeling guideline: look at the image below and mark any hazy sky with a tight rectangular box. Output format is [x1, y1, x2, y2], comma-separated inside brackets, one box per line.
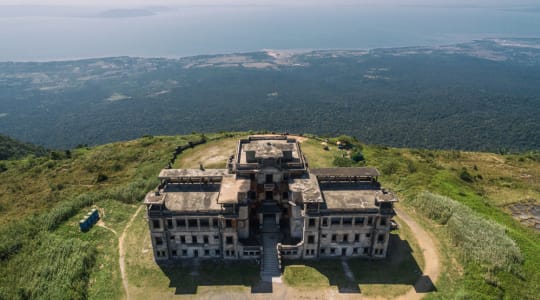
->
[0, 0, 539, 7]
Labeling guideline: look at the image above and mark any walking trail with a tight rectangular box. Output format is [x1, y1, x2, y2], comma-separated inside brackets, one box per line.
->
[119, 205, 143, 300]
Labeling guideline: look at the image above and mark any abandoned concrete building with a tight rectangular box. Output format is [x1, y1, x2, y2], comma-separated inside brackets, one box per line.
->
[144, 136, 397, 277]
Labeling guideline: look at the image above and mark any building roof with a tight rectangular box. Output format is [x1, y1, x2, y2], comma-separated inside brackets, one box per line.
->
[289, 175, 323, 203]
[218, 176, 250, 204]
[318, 182, 381, 211]
[158, 169, 228, 180]
[310, 167, 380, 178]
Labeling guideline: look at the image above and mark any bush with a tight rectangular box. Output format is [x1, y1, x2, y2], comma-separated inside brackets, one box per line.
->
[409, 192, 460, 224]
[95, 173, 108, 183]
[409, 192, 522, 272]
[350, 150, 364, 162]
[460, 168, 474, 182]
[381, 161, 399, 175]
[333, 156, 353, 167]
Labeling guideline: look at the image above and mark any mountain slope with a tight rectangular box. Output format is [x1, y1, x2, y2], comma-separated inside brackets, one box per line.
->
[0, 134, 47, 160]
[0, 132, 538, 299]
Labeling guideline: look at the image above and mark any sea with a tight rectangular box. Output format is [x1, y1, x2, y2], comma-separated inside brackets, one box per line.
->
[1, 4, 540, 61]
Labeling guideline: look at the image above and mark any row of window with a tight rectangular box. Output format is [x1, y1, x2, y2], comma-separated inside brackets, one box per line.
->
[311, 233, 386, 244]
[152, 218, 235, 230]
[320, 247, 370, 255]
[308, 216, 388, 227]
[171, 248, 220, 257]
[155, 235, 235, 246]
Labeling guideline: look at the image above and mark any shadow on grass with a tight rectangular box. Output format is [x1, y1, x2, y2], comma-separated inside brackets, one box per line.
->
[158, 259, 270, 294]
[156, 233, 435, 295]
[283, 233, 436, 294]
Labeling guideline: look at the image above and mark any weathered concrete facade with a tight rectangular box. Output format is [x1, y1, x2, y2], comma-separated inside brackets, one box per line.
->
[144, 136, 397, 275]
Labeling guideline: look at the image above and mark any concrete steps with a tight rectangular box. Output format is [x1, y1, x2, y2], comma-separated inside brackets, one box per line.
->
[261, 216, 281, 280]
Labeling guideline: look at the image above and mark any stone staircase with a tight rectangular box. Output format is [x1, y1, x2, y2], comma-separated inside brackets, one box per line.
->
[260, 215, 281, 280]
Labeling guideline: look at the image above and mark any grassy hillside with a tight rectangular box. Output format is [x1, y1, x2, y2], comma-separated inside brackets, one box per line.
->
[0, 132, 538, 299]
[0, 134, 47, 161]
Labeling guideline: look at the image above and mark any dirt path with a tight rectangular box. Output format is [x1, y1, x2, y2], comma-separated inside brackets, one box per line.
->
[394, 207, 440, 300]
[119, 205, 144, 300]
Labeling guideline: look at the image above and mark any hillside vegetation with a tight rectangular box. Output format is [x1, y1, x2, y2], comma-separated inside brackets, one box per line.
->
[0, 132, 538, 299]
[0, 134, 47, 161]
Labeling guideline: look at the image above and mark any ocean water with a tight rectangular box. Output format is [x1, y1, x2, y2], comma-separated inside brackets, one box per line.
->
[0, 4, 539, 61]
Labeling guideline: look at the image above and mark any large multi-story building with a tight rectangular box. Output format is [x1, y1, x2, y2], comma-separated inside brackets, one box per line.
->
[144, 136, 397, 277]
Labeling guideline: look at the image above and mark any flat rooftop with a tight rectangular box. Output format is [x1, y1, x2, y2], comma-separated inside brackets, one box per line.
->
[311, 167, 380, 178]
[289, 175, 323, 203]
[238, 137, 301, 163]
[318, 182, 394, 211]
[159, 169, 228, 180]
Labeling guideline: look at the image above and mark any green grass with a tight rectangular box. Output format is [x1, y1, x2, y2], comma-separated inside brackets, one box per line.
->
[0, 132, 539, 299]
[283, 219, 425, 297]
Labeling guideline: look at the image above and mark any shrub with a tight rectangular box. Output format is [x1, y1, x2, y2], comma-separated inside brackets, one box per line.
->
[409, 192, 460, 224]
[96, 173, 108, 183]
[350, 150, 364, 162]
[409, 192, 522, 272]
[459, 168, 474, 182]
[333, 156, 353, 167]
[381, 161, 399, 175]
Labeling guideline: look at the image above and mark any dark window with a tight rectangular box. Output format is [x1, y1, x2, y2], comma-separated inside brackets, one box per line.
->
[282, 192, 289, 199]
[363, 247, 369, 254]
[343, 217, 352, 225]
[192, 235, 198, 244]
[152, 219, 160, 229]
[226, 236, 234, 244]
[380, 217, 387, 226]
[176, 219, 186, 227]
[354, 217, 365, 225]
[266, 174, 273, 183]
[180, 236, 186, 243]
[167, 219, 173, 228]
[367, 217, 373, 225]
[225, 219, 232, 228]
[155, 237, 163, 246]
[214, 235, 219, 241]
[204, 249, 210, 256]
[188, 219, 198, 228]
[378, 234, 385, 243]
[320, 248, 326, 254]
[331, 234, 337, 242]
[321, 234, 327, 239]
[322, 218, 328, 226]
[330, 248, 336, 254]
[343, 234, 348, 242]
[182, 249, 187, 256]
[170, 235, 175, 241]
[203, 235, 209, 244]
[352, 248, 358, 254]
[308, 235, 315, 244]
[366, 233, 371, 238]
[354, 234, 360, 242]
[200, 219, 209, 227]
[172, 249, 177, 256]
[215, 249, 220, 256]
[331, 217, 341, 225]
[308, 218, 316, 227]
[212, 218, 218, 228]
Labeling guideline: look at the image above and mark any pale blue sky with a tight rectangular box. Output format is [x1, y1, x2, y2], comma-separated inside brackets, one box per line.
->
[0, 0, 539, 7]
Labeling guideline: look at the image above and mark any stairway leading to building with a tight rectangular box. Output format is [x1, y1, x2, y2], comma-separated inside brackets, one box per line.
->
[260, 215, 281, 281]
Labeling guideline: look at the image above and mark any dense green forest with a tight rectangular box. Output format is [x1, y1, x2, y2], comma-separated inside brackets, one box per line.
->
[0, 134, 46, 160]
[0, 39, 539, 151]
